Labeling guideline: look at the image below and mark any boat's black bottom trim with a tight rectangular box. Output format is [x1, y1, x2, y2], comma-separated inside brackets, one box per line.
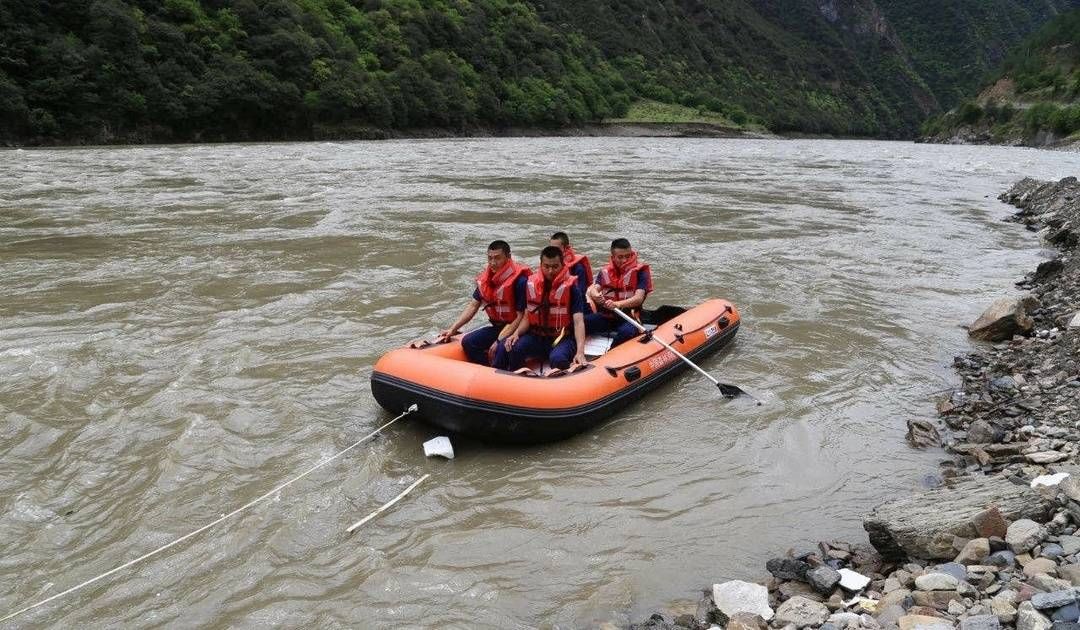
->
[370, 322, 739, 444]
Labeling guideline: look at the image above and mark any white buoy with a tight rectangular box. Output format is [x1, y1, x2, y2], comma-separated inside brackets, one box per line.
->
[423, 436, 455, 459]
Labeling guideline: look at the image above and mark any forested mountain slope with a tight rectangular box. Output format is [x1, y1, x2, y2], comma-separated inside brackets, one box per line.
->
[922, 9, 1080, 147]
[0, 0, 1075, 144]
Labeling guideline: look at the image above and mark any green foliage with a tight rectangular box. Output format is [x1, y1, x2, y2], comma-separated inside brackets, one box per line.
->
[609, 99, 736, 126]
[0, 0, 631, 142]
[875, 0, 1074, 110]
[957, 101, 984, 125]
[923, 8, 1080, 142]
[0, 0, 1075, 143]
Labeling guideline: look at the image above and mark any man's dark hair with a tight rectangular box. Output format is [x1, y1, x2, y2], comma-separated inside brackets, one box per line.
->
[540, 245, 564, 262]
[550, 231, 570, 247]
[610, 238, 631, 250]
[487, 240, 511, 256]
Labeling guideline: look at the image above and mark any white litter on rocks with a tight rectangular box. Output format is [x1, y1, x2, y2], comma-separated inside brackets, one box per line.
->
[423, 436, 455, 459]
[1031, 472, 1070, 488]
[838, 568, 871, 591]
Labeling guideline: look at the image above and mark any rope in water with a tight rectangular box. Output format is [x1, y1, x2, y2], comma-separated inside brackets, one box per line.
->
[1, 404, 419, 624]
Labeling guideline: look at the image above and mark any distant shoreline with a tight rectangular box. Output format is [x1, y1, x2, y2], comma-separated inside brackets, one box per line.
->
[2, 121, 776, 149]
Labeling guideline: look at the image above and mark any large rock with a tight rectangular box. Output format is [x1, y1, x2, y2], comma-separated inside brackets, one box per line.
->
[807, 566, 841, 594]
[968, 420, 1004, 444]
[712, 581, 773, 622]
[773, 596, 829, 627]
[914, 572, 959, 591]
[864, 476, 1054, 560]
[968, 297, 1036, 342]
[766, 557, 810, 582]
[971, 506, 1009, 539]
[1006, 519, 1046, 554]
[906, 419, 941, 448]
[898, 615, 952, 630]
[725, 612, 768, 630]
[956, 538, 991, 565]
[1030, 590, 1075, 610]
[1016, 601, 1052, 630]
[961, 615, 1001, 630]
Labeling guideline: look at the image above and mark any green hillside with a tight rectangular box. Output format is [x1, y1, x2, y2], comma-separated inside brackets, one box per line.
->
[921, 9, 1080, 146]
[0, 0, 1075, 145]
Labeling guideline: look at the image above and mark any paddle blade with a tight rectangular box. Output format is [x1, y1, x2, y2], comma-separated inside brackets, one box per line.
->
[717, 382, 762, 405]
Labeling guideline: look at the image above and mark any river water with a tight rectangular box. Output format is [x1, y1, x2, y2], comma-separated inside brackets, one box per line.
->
[1, 138, 1078, 628]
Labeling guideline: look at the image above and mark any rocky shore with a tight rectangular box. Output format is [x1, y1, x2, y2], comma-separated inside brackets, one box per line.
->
[627, 176, 1080, 630]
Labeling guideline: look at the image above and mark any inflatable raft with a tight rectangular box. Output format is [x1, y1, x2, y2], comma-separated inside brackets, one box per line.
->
[370, 299, 740, 443]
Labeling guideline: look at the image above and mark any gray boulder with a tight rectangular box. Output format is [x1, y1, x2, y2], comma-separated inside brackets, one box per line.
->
[807, 566, 841, 594]
[864, 476, 1054, 560]
[711, 580, 773, 622]
[773, 596, 829, 628]
[1006, 519, 1046, 554]
[969, 297, 1036, 342]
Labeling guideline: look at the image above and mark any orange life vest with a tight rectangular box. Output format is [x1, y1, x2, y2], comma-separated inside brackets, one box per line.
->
[598, 251, 653, 301]
[476, 260, 530, 325]
[526, 266, 577, 336]
[563, 246, 593, 289]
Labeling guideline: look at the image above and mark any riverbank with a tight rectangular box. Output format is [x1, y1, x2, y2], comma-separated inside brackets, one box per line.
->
[1, 121, 771, 148]
[628, 176, 1080, 630]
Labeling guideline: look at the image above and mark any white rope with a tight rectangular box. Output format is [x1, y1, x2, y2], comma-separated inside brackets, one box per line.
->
[1, 404, 418, 624]
[346, 473, 430, 533]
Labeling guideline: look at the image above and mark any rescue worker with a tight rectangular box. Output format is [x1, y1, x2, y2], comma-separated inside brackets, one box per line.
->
[497, 246, 588, 371]
[549, 231, 593, 306]
[438, 240, 530, 365]
[584, 238, 653, 346]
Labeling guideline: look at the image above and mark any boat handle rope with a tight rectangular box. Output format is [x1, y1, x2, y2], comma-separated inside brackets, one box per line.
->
[1, 404, 420, 624]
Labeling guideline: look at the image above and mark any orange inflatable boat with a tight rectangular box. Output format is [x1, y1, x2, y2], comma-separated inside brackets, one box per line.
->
[371, 299, 740, 443]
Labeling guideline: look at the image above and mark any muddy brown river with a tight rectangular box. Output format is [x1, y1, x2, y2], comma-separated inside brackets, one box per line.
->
[2, 139, 1080, 628]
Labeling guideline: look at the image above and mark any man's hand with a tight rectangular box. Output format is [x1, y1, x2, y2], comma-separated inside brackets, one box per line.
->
[436, 329, 455, 343]
[503, 333, 520, 350]
[602, 298, 618, 311]
[572, 352, 588, 368]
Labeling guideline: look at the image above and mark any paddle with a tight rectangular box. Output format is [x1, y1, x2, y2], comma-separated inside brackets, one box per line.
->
[611, 307, 760, 404]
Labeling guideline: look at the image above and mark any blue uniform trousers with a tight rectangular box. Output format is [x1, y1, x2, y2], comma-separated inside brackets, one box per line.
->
[584, 312, 640, 346]
[461, 324, 503, 365]
[497, 333, 578, 371]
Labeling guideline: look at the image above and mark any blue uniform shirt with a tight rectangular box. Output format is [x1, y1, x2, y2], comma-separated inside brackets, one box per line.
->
[473, 275, 528, 323]
[569, 284, 586, 315]
[570, 262, 591, 299]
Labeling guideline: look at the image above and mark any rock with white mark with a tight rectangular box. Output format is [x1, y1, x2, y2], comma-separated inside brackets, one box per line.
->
[712, 581, 773, 622]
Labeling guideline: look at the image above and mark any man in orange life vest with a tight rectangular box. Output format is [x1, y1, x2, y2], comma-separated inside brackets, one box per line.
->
[438, 240, 530, 365]
[497, 246, 588, 371]
[549, 231, 593, 308]
[585, 238, 653, 346]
